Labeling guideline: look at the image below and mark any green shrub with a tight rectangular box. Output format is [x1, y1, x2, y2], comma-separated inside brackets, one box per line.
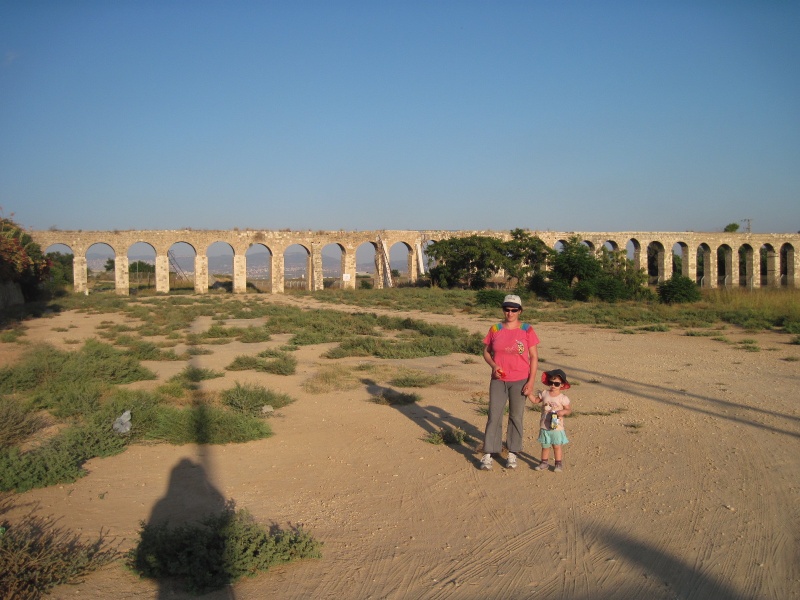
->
[425, 426, 468, 445]
[221, 383, 295, 416]
[0, 513, 120, 598]
[389, 369, 450, 388]
[128, 506, 321, 595]
[658, 275, 701, 304]
[145, 403, 271, 445]
[0, 396, 45, 450]
[370, 390, 420, 405]
[0, 423, 126, 492]
[475, 289, 507, 307]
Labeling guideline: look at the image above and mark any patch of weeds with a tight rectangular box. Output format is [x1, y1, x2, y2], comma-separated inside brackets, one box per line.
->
[238, 327, 272, 343]
[185, 346, 212, 356]
[51, 327, 69, 332]
[389, 369, 451, 388]
[577, 407, 628, 417]
[176, 365, 224, 384]
[303, 365, 360, 394]
[128, 506, 321, 595]
[638, 324, 669, 332]
[146, 402, 271, 445]
[370, 390, 421, 406]
[425, 426, 469, 445]
[0, 325, 26, 343]
[0, 513, 120, 599]
[711, 336, 732, 343]
[684, 330, 714, 337]
[63, 339, 81, 345]
[790, 335, 800, 345]
[461, 357, 477, 364]
[782, 356, 799, 362]
[0, 396, 46, 450]
[624, 422, 644, 431]
[221, 382, 294, 416]
[618, 329, 637, 335]
[225, 351, 297, 375]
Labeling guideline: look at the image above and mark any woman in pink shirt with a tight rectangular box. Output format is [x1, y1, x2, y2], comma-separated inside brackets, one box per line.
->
[479, 294, 540, 470]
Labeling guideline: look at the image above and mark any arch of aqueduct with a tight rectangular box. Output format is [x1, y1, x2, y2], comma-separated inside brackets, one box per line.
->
[29, 229, 799, 296]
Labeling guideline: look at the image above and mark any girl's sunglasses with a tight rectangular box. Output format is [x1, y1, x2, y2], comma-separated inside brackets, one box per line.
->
[549, 381, 562, 386]
[503, 308, 520, 313]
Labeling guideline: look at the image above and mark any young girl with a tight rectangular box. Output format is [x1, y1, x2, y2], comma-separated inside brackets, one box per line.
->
[531, 369, 572, 472]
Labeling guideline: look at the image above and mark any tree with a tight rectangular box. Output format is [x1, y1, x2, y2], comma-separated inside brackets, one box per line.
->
[427, 235, 505, 289]
[0, 216, 49, 300]
[724, 223, 740, 233]
[104, 258, 115, 272]
[46, 252, 74, 287]
[129, 261, 155, 274]
[500, 229, 550, 287]
[549, 236, 601, 285]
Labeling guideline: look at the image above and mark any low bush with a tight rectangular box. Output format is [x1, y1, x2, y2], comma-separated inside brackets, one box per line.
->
[389, 369, 450, 388]
[221, 383, 294, 416]
[425, 426, 468, 445]
[128, 506, 321, 594]
[145, 403, 271, 445]
[658, 275, 701, 304]
[0, 513, 120, 599]
[0, 397, 45, 450]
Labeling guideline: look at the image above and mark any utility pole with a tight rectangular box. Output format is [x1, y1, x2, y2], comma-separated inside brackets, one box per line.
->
[740, 218, 752, 233]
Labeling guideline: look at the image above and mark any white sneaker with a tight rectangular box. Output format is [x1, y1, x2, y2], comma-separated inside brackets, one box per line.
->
[479, 454, 493, 470]
[506, 452, 518, 469]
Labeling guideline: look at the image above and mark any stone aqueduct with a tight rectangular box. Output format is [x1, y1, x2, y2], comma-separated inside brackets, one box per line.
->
[29, 229, 799, 295]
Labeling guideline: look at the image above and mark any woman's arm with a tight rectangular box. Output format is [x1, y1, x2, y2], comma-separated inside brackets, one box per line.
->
[522, 344, 538, 396]
[483, 344, 502, 379]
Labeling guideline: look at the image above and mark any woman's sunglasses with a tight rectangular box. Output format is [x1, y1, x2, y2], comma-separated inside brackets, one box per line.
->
[548, 381, 562, 387]
[503, 308, 520, 313]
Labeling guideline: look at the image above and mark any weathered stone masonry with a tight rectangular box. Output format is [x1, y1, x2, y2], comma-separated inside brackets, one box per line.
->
[28, 229, 799, 295]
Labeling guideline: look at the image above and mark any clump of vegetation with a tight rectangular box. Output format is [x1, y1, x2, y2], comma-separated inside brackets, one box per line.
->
[0, 512, 120, 599]
[302, 365, 360, 394]
[389, 368, 451, 388]
[226, 349, 297, 375]
[425, 426, 469, 445]
[657, 275, 702, 304]
[370, 390, 420, 405]
[221, 382, 294, 416]
[145, 402, 271, 445]
[0, 396, 45, 450]
[128, 506, 321, 595]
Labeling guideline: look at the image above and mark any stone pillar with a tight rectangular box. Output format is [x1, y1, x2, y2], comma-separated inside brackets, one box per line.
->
[311, 243, 324, 291]
[343, 249, 356, 289]
[407, 249, 417, 284]
[765, 248, 778, 287]
[662, 251, 672, 283]
[730, 250, 739, 289]
[685, 247, 696, 281]
[195, 255, 208, 294]
[233, 254, 247, 294]
[115, 255, 130, 296]
[707, 248, 717, 288]
[373, 247, 385, 290]
[155, 255, 170, 293]
[789, 245, 797, 288]
[73, 256, 88, 294]
[744, 248, 758, 289]
[272, 253, 284, 293]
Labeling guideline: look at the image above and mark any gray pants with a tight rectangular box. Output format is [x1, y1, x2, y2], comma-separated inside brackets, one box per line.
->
[483, 379, 527, 454]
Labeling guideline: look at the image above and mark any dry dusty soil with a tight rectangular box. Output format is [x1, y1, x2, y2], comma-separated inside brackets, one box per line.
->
[2, 295, 799, 599]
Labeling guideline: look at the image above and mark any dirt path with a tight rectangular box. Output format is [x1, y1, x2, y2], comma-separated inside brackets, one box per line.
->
[4, 297, 799, 599]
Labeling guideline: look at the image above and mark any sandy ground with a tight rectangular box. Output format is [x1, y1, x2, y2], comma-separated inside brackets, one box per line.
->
[2, 295, 799, 600]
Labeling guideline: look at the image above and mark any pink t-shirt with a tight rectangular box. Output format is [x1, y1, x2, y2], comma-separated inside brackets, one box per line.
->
[483, 323, 540, 382]
[537, 389, 571, 431]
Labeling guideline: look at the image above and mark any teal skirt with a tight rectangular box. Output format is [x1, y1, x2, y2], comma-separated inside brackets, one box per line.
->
[538, 429, 569, 447]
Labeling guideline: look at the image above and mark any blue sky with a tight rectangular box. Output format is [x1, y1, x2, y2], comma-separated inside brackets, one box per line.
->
[1, 1, 798, 235]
